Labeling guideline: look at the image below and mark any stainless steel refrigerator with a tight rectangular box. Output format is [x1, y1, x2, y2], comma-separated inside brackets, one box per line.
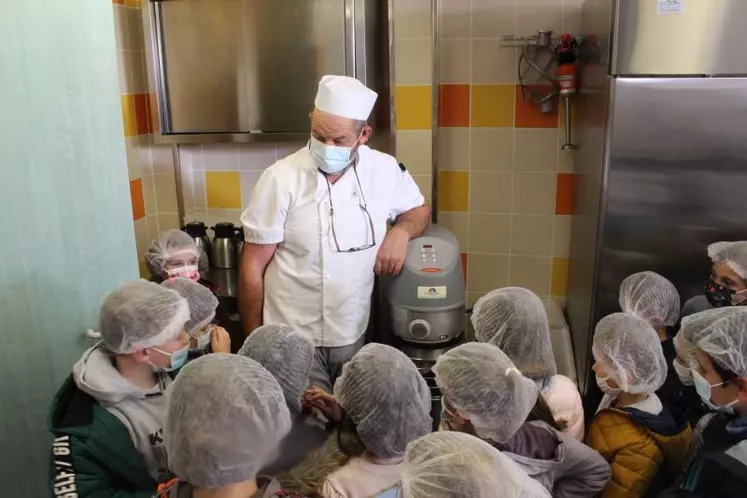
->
[568, 0, 747, 396]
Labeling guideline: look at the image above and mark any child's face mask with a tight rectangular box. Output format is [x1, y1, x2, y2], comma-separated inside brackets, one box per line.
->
[191, 325, 213, 351]
[595, 374, 622, 397]
[704, 278, 735, 307]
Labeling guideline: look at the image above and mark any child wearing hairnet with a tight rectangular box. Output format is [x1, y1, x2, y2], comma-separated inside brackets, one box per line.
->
[304, 343, 432, 498]
[400, 432, 552, 498]
[681, 241, 747, 319]
[155, 354, 307, 498]
[659, 307, 747, 498]
[48, 280, 192, 498]
[433, 342, 610, 497]
[472, 287, 585, 440]
[586, 313, 691, 497]
[145, 229, 210, 285]
[146, 229, 234, 348]
[618, 272, 686, 409]
[237, 324, 329, 476]
[161, 277, 231, 357]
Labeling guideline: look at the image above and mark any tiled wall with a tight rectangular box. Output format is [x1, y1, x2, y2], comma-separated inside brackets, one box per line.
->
[178, 143, 305, 228]
[395, 0, 581, 304]
[112, 0, 180, 276]
[115, 0, 580, 301]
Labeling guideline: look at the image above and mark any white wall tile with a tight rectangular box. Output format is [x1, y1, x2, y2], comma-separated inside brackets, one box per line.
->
[240, 170, 263, 207]
[202, 144, 239, 171]
[238, 144, 276, 171]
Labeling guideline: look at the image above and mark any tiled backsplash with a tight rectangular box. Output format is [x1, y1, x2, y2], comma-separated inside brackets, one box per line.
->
[178, 143, 306, 229]
[394, 0, 581, 304]
[113, 0, 179, 276]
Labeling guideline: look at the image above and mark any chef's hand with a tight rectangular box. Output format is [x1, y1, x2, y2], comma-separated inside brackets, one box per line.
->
[210, 326, 231, 353]
[304, 387, 342, 423]
[375, 226, 409, 275]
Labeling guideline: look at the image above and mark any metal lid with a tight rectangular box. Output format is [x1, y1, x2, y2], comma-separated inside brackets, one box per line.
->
[183, 221, 208, 237]
[212, 222, 237, 238]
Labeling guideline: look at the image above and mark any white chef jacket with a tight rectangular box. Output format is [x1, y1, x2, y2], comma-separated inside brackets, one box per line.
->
[241, 144, 425, 347]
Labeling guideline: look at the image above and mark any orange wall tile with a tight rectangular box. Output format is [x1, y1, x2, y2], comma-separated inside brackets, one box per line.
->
[471, 85, 514, 127]
[395, 86, 432, 130]
[112, 0, 126, 4]
[515, 85, 559, 128]
[551, 257, 570, 295]
[555, 173, 574, 215]
[460, 253, 468, 284]
[133, 93, 152, 135]
[206, 171, 242, 209]
[439, 84, 470, 127]
[129, 178, 146, 220]
[437, 171, 469, 212]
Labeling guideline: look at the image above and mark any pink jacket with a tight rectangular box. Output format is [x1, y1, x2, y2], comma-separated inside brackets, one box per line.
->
[544, 375, 585, 441]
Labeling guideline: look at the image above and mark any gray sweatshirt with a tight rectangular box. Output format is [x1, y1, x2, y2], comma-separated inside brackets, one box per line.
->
[496, 420, 611, 498]
[73, 343, 172, 482]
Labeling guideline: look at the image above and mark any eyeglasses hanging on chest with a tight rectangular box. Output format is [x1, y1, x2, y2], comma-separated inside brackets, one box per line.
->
[325, 166, 376, 253]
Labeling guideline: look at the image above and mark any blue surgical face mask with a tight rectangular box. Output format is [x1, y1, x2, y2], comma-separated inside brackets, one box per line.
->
[692, 369, 738, 414]
[150, 344, 189, 372]
[309, 132, 363, 174]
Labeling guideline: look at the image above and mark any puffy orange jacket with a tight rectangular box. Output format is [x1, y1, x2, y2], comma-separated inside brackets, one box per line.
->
[585, 404, 691, 498]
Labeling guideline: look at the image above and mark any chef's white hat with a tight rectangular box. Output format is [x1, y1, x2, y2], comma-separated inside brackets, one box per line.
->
[314, 75, 378, 121]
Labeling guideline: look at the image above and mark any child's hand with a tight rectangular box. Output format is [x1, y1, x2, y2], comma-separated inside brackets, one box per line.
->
[210, 326, 231, 353]
[304, 387, 342, 423]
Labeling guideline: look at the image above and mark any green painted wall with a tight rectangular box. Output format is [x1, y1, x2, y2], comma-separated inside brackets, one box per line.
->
[0, 1, 138, 495]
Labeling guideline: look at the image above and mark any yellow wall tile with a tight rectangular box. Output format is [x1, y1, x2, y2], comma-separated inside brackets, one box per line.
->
[437, 170, 469, 212]
[551, 257, 570, 295]
[395, 86, 432, 130]
[471, 85, 514, 127]
[124, 0, 142, 6]
[205, 171, 242, 209]
[120, 94, 137, 137]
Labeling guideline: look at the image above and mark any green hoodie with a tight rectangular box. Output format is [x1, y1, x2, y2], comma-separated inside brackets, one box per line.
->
[47, 373, 158, 498]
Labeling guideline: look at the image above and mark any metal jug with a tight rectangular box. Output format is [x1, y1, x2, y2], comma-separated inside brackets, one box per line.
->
[183, 222, 211, 266]
[211, 222, 239, 269]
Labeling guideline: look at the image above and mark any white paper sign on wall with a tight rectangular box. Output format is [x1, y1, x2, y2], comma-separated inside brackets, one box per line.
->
[657, 0, 684, 15]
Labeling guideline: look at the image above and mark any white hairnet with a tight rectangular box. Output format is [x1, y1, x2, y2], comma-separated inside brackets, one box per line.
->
[161, 278, 218, 335]
[673, 330, 698, 368]
[681, 307, 747, 377]
[433, 342, 538, 443]
[401, 432, 550, 498]
[471, 287, 556, 382]
[99, 280, 190, 354]
[708, 241, 747, 280]
[237, 324, 315, 414]
[619, 271, 680, 328]
[592, 313, 667, 394]
[165, 354, 291, 488]
[333, 343, 432, 458]
[145, 229, 201, 279]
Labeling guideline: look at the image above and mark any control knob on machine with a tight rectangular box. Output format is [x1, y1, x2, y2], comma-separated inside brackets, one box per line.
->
[408, 319, 431, 340]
